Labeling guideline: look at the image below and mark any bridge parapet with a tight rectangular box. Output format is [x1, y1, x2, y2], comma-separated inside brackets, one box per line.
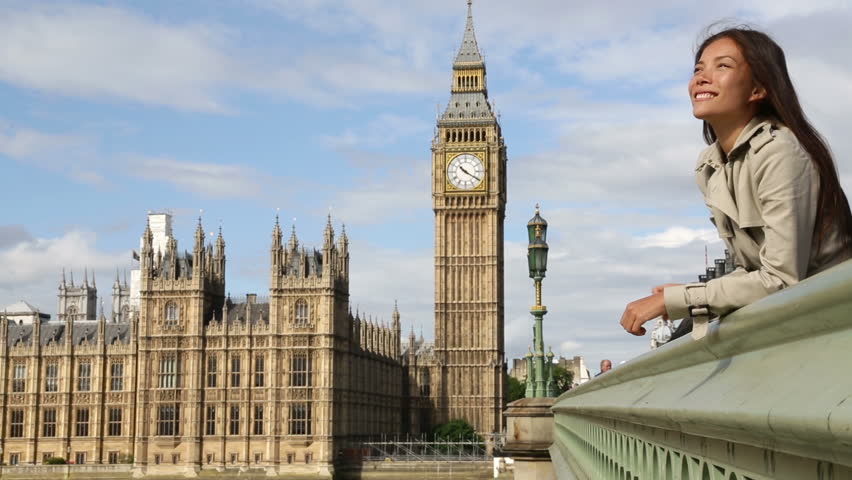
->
[551, 259, 852, 479]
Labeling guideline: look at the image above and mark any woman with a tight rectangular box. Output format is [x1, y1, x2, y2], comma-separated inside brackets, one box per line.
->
[620, 27, 852, 336]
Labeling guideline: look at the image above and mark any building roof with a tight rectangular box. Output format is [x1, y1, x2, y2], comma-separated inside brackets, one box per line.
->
[440, 91, 495, 124]
[454, 1, 483, 66]
[6, 321, 132, 347]
[226, 302, 270, 325]
[3, 300, 41, 314]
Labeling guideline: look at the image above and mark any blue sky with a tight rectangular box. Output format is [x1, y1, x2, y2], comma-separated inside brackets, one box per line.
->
[2, 0, 851, 370]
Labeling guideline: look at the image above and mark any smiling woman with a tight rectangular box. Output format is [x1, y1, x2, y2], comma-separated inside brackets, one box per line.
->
[620, 25, 852, 337]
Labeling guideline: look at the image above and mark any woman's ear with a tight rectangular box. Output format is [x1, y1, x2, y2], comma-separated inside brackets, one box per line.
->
[750, 84, 767, 103]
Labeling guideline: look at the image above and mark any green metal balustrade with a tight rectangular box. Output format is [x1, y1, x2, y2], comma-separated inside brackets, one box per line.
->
[550, 259, 852, 480]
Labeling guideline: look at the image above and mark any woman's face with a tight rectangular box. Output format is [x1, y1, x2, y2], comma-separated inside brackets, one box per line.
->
[689, 37, 764, 125]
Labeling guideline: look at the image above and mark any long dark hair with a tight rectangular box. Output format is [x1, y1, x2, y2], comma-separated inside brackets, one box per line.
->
[696, 26, 852, 253]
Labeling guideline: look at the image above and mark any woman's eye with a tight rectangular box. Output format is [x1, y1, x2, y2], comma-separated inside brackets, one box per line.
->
[718, 63, 730, 68]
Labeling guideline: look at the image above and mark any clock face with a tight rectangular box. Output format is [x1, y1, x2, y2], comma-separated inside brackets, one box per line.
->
[447, 153, 485, 190]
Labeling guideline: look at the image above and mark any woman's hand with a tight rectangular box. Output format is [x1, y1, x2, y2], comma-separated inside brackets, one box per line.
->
[620, 284, 683, 336]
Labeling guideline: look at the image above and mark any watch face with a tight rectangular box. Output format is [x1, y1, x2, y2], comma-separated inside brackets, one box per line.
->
[447, 153, 484, 190]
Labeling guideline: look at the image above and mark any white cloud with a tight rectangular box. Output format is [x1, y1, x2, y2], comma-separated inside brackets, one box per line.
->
[636, 226, 720, 248]
[0, 229, 130, 316]
[0, 124, 83, 159]
[127, 156, 264, 199]
[0, 4, 239, 112]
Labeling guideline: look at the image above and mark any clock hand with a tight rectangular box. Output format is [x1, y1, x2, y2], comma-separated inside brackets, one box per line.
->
[459, 166, 481, 182]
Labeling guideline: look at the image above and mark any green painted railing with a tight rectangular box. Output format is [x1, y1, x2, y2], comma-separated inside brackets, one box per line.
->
[550, 259, 852, 480]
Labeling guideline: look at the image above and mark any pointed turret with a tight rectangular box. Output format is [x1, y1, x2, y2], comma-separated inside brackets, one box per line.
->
[392, 301, 401, 358]
[216, 226, 225, 257]
[289, 224, 299, 251]
[61, 268, 67, 289]
[272, 215, 282, 248]
[84, 267, 89, 287]
[454, 0, 483, 65]
[271, 215, 283, 273]
[70, 269, 75, 287]
[114, 268, 121, 288]
[92, 269, 96, 288]
[323, 213, 335, 249]
[194, 216, 205, 252]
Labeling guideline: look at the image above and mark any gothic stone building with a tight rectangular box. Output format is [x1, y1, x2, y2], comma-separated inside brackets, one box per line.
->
[0, 217, 403, 477]
[0, 2, 507, 476]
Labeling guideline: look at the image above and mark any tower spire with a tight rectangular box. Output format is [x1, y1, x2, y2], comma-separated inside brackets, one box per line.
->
[455, 0, 483, 65]
[194, 215, 205, 251]
[323, 213, 335, 248]
[289, 223, 299, 251]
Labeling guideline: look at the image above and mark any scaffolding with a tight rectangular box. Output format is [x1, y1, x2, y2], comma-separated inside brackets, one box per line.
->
[340, 433, 505, 462]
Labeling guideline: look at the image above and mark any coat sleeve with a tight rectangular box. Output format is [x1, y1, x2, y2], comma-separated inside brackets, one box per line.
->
[664, 136, 817, 319]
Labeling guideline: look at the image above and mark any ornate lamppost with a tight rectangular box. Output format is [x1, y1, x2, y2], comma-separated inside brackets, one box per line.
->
[525, 204, 555, 398]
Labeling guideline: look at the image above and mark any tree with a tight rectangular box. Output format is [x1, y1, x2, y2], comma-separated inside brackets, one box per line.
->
[44, 457, 67, 465]
[553, 365, 574, 395]
[507, 376, 526, 402]
[431, 418, 482, 442]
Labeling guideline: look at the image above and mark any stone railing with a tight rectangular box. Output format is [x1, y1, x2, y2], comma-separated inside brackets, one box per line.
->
[550, 259, 852, 480]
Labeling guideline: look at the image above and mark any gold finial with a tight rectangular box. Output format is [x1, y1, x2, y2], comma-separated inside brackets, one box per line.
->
[535, 203, 540, 214]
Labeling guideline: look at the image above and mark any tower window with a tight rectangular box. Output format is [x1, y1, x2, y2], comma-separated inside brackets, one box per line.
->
[254, 355, 265, 387]
[77, 362, 91, 391]
[108, 408, 122, 436]
[12, 364, 26, 393]
[110, 362, 124, 391]
[157, 405, 180, 436]
[231, 355, 241, 387]
[289, 353, 312, 387]
[75, 408, 90, 436]
[206, 406, 216, 435]
[229, 406, 240, 435]
[10, 409, 24, 437]
[159, 355, 178, 389]
[253, 406, 264, 435]
[207, 356, 218, 388]
[288, 403, 311, 435]
[43, 408, 57, 437]
[45, 363, 58, 392]
[165, 302, 179, 327]
[294, 299, 309, 326]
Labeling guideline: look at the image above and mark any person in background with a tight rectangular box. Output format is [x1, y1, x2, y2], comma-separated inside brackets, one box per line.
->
[620, 26, 852, 337]
[595, 359, 612, 377]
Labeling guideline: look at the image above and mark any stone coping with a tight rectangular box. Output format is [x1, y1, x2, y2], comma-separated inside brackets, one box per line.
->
[552, 258, 852, 468]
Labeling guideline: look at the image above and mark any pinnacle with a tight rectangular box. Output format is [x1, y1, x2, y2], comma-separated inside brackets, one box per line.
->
[454, 0, 483, 65]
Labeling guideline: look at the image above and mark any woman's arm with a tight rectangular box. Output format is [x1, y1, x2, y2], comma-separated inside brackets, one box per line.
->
[664, 134, 818, 319]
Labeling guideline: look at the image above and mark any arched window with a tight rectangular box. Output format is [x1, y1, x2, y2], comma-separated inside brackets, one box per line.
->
[165, 302, 179, 327]
[66, 305, 77, 320]
[294, 300, 309, 326]
[121, 305, 130, 321]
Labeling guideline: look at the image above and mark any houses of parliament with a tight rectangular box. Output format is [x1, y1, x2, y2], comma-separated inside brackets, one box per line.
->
[0, 2, 507, 477]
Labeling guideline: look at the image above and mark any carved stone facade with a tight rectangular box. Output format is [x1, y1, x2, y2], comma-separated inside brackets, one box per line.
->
[427, 0, 507, 435]
[0, 216, 402, 477]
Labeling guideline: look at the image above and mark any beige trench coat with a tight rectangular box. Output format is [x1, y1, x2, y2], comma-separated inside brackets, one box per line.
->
[664, 116, 848, 320]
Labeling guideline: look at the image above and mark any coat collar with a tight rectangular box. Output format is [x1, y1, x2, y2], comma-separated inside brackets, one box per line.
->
[695, 117, 774, 227]
[696, 116, 774, 171]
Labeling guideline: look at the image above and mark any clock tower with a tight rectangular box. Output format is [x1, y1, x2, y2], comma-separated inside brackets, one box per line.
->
[432, 0, 506, 434]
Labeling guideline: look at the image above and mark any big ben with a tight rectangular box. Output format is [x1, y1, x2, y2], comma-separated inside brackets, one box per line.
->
[432, 0, 506, 434]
